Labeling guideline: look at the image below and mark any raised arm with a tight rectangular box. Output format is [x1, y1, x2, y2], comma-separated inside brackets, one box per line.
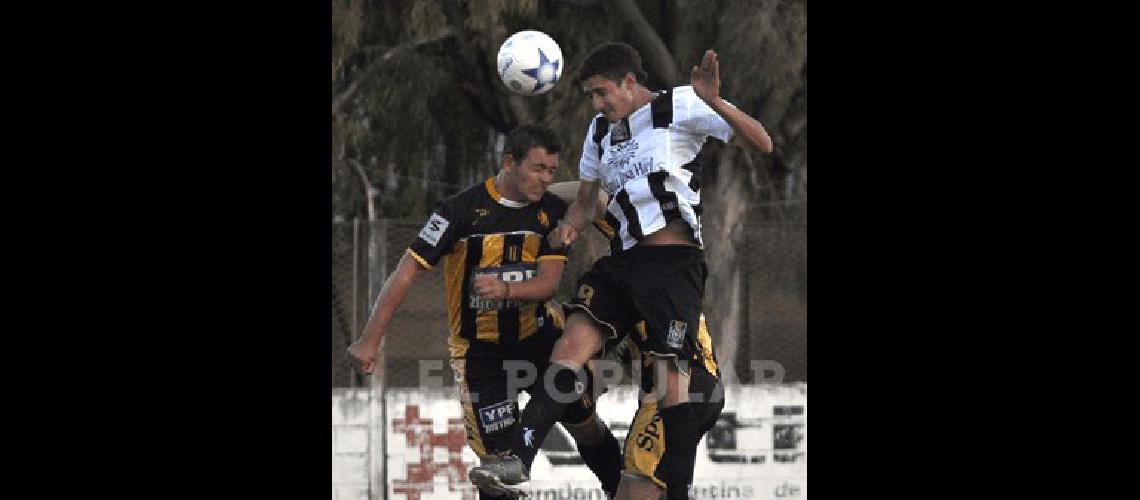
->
[346, 250, 428, 374]
[548, 179, 603, 249]
[568, 179, 602, 231]
[691, 49, 774, 153]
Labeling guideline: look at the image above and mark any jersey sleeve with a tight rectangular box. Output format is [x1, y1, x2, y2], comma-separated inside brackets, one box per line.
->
[537, 236, 569, 262]
[578, 115, 605, 182]
[407, 196, 466, 269]
[673, 87, 734, 142]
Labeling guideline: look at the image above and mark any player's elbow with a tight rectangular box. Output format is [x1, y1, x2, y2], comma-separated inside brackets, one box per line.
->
[752, 130, 774, 153]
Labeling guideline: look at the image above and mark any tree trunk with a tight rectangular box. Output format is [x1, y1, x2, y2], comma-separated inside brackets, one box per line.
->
[703, 147, 749, 385]
[605, 0, 684, 87]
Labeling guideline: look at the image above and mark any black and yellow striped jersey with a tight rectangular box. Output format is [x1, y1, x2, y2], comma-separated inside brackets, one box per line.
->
[408, 178, 569, 357]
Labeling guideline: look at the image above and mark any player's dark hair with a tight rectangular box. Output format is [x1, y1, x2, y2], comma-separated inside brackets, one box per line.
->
[572, 42, 648, 87]
[504, 123, 562, 163]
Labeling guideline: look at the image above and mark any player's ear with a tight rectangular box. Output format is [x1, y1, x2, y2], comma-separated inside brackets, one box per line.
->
[622, 71, 637, 89]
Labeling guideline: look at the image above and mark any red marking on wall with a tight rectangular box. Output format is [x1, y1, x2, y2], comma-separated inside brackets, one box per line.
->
[391, 405, 478, 499]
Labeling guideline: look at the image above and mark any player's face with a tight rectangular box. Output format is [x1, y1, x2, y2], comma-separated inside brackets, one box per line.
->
[508, 147, 558, 203]
[582, 74, 637, 123]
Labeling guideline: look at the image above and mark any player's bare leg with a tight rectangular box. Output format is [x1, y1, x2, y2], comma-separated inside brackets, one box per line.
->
[550, 312, 606, 370]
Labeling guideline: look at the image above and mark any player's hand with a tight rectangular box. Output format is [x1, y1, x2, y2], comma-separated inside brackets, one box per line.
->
[549, 221, 581, 249]
[473, 274, 509, 300]
[691, 49, 721, 105]
[347, 339, 378, 375]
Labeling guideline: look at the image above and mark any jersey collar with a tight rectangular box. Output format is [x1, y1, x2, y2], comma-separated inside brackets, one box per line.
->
[484, 177, 529, 208]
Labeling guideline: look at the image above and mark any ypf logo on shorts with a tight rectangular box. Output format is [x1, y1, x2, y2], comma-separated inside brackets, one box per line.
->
[478, 400, 516, 433]
[667, 320, 688, 349]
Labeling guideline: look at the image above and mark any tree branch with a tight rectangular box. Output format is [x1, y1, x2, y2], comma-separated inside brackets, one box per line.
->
[438, 0, 514, 132]
[332, 27, 458, 116]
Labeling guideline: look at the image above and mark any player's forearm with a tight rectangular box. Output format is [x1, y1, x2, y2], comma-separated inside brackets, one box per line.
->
[504, 277, 558, 302]
[710, 97, 774, 153]
[566, 180, 601, 230]
[566, 202, 593, 231]
[358, 252, 424, 347]
[506, 260, 565, 302]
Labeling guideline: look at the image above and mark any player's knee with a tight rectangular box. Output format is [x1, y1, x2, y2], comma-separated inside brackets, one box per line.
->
[554, 317, 604, 365]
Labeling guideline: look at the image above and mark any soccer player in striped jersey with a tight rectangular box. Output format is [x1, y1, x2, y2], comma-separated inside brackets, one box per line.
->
[347, 125, 623, 499]
[472, 43, 773, 500]
[549, 182, 728, 500]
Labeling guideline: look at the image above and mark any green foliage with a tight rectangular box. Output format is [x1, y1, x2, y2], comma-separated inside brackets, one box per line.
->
[331, 0, 364, 81]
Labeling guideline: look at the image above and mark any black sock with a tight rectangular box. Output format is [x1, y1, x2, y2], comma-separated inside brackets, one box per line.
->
[660, 403, 701, 500]
[514, 363, 582, 471]
[573, 419, 623, 497]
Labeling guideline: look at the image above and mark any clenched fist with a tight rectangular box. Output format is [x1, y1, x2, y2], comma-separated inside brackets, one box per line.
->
[548, 221, 582, 249]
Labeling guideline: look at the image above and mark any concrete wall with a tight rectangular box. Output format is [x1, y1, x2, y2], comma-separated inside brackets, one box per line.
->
[333, 384, 807, 500]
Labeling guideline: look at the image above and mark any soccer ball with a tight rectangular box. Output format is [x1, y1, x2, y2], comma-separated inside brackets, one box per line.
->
[496, 30, 563, 96]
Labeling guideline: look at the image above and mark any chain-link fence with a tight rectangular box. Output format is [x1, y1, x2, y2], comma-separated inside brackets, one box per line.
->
[332, 205, 806, 388]
[739, 223, 806, 382]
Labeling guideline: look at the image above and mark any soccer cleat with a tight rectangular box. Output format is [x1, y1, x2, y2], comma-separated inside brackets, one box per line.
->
[469, 455, 529, 498]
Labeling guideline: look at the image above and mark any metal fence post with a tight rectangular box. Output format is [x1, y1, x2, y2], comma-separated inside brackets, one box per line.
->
[351, 218, 359, 389]
[368, 219, 388, 499]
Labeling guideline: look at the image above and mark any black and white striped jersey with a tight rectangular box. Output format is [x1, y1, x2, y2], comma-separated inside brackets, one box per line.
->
[579, 85, 734, 254]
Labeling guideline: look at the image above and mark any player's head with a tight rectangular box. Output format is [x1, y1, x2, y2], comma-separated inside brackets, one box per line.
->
[501, 124, 562, 203]
[573, 42, 650, 123]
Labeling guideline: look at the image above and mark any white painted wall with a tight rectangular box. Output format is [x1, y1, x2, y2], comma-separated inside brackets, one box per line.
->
[333, 384, 806, 500]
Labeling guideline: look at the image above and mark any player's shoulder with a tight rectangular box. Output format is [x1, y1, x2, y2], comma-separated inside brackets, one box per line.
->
[670, 84, 734, 110]
[533, 193, 566, 235]
[538, 191, 569, 214]
[460, 179, 499, 203]
[432, 179, 490, 218]
[669, 85, 699, 104]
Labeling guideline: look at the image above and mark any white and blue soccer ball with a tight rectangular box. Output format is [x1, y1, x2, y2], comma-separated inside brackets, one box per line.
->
[496, 30, 563, 96]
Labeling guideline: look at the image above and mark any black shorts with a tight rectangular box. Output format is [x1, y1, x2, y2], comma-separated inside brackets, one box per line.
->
[623, 363, 724, 488]
[451, 333, 602, 459]
[565, 245, 707, 371]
